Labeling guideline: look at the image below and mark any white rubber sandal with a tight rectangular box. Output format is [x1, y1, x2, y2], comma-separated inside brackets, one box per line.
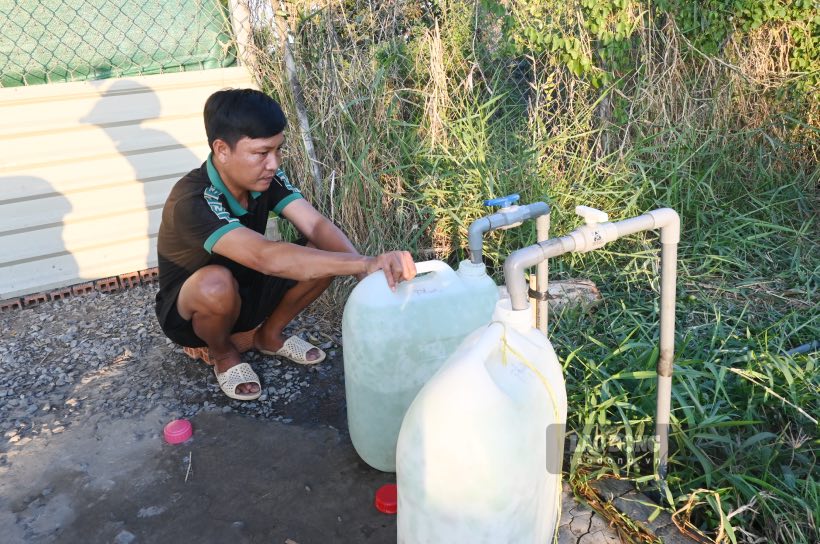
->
[181, 329, 260, 366]
[214, 362, 262, 401]
[260, 335, 326, 365]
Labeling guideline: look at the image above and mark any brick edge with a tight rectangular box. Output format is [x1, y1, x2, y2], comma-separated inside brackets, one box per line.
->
[1, 267, 159, 312]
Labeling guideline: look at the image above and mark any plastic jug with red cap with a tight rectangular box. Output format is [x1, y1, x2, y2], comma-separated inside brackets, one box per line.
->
[342, 197, 551, 472]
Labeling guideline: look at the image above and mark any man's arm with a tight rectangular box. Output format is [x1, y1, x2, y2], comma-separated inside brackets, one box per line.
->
[281, 199, 359, 255]
[210, 201, 415, 288]
[212, 229, 365, 278]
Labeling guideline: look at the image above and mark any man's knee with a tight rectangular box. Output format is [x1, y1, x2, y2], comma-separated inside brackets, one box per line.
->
[183, 266, 239, 314]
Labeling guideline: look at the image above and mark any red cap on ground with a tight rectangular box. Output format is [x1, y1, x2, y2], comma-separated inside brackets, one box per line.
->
[374, 483, 398, 514]
[164, 419, 193, 444]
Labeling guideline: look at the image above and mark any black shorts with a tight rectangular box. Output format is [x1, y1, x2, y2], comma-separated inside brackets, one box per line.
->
[157, 273, 296, 348]
[155, 240, 305, 348]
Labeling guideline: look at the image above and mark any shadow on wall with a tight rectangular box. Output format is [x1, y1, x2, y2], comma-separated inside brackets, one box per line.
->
[0, 177, 78, 300]
[79, 80, 200, 278]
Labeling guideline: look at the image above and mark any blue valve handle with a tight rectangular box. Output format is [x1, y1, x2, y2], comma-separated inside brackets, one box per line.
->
[483, 193, 520, 207]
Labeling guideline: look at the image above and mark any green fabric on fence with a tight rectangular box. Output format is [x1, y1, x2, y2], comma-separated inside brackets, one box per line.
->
[0, 0, 236, 87]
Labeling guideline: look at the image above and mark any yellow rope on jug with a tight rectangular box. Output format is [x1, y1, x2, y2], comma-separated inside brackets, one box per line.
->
[493, 321, 562, 422]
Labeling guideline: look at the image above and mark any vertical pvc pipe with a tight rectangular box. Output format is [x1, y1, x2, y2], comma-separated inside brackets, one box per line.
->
[468, 217, 492, 264]
[655, 242, 678, 479]
[535, 214, 550, 335]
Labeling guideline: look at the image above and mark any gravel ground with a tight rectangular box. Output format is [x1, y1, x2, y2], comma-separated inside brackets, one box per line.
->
[0, 283, 348, 461]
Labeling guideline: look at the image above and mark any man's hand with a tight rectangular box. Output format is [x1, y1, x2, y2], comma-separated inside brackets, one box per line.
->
[365, 251, 416, 291]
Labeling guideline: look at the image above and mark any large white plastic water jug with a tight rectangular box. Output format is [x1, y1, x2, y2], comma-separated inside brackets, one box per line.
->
[396, 298, 567, 543]
[343, 259, 498, 472]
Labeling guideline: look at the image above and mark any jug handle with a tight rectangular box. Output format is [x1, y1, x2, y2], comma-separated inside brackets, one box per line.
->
[393, 260, 451, 295]
[412, 260, 451, 276]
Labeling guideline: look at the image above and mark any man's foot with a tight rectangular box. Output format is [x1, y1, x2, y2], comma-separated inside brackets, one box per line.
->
[211, 349, 260, 396]
[254, 332, 325, 364]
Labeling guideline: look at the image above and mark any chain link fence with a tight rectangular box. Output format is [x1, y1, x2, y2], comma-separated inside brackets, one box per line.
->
[252, 1, 534, 110]
[0, 0, 240, 87]
[1, 0, 531, 107]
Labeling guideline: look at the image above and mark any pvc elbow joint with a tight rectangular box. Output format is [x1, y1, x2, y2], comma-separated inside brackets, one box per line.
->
[467, 202, 551, 264]
[523, 201, 550, 221]
[468, 218, 491, 263]
[491, 202, 550, 232]
[648, 208, 681, 244]
[495, 201, 550, 231]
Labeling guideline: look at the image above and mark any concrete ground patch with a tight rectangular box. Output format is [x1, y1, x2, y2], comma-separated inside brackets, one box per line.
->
[1, 410, 399, 543]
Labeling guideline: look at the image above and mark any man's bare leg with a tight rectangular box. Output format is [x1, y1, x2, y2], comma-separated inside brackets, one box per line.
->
[254, 275, 333, 361]
[176, 265, 259, 396]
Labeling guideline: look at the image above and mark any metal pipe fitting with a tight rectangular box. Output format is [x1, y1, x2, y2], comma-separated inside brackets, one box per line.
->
[468, 202, 550, 264]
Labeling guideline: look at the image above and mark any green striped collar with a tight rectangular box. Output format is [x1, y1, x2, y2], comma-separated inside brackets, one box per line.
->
[206, 153, 261, 216]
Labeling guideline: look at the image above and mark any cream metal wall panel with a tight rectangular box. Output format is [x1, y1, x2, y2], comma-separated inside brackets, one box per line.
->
[5, 146, 212, 201]
[5, 117, 207, 170]
[3, 238, 161, 298]
[1, 178, 175, 232]
[2, 209, 164, 263]
[0, 66, 256, 299]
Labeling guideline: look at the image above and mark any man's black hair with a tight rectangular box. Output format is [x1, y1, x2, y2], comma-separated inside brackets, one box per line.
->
[204, 88, 287, 150]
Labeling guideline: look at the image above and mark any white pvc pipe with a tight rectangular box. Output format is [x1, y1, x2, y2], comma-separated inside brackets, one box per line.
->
[535, 214, 550, 335]
[504, 207, 680, 482]
[655, 242, 678, 478]
[614, 214, 655, 238]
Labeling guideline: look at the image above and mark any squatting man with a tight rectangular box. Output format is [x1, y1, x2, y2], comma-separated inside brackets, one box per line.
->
[155, 88, 416, 400]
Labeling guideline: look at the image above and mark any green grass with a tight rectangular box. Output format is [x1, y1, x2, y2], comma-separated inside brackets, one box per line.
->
[553, 294, 818, 542]
[252, 2, 818, 541]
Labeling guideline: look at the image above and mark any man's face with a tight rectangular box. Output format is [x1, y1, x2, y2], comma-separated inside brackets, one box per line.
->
[216, 133, 285, 192]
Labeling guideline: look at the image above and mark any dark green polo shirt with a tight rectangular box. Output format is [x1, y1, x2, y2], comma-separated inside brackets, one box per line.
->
[155, 155, 302, 325]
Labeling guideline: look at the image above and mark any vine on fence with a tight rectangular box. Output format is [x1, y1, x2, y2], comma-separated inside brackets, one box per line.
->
[655, 0, 818, 88]
[482, 0, 818, 90]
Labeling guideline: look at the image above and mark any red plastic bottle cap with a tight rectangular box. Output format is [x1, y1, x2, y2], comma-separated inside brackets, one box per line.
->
[374, 483, 398, 514]
[164, 419, 193, 444]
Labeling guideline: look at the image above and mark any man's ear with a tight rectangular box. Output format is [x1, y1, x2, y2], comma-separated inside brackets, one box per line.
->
[212, 139, 231, 163]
